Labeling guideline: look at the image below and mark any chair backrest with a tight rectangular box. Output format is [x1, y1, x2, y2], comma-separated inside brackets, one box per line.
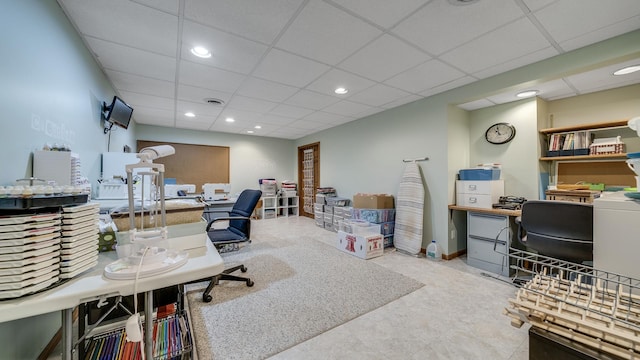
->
[228, 189, 262, 236]
[517, 200, 593, 263]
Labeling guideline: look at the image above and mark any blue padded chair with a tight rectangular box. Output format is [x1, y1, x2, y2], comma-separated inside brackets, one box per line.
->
[200, 189, 262, 302]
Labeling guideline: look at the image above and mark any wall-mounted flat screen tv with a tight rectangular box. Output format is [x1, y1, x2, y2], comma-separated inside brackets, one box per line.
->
[103, 96, 133, 130]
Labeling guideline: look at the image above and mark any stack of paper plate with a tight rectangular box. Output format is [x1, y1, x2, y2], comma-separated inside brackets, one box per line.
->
[0, 213, 62, 299]
[59, 203, 100, 279]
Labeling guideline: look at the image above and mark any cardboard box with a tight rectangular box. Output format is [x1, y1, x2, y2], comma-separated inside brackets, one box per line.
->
[337, 230, 384, 259]
[352, 194, 394, 209]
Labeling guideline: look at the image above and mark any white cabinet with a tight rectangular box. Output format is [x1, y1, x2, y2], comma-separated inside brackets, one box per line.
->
[456, 180, 504, 209]
[466, 212, 513, 277]
[278, 196, 299, 217]
[593, 192, 640, 279]
[33, 151, 81, 186]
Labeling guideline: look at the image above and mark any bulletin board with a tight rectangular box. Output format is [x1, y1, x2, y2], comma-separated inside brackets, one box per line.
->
[137, 140, 229, 192]
[556, 160, 635, 188]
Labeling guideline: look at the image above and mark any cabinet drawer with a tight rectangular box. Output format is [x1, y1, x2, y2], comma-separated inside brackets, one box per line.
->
[467, 236, 508, 269]
[456, 180, 504, 195]
[456, 194, 494, 209]
[468, 213, 509, 241]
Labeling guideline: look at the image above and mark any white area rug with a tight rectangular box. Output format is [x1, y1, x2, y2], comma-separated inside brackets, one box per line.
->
[186, 230, 423, 360]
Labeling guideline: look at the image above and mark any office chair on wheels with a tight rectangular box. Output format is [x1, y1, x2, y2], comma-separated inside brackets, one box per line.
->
[515, 200, 594, 264]
[199, 189, 262, 302]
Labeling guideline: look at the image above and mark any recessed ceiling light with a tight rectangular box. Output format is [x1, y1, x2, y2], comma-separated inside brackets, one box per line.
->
[516, 90, 539, 98]
[334, 87, 348, 95]
[247, 130, 254, 134]
[184, 112, 195, 117]
[254, 125, 261, 129]
[225, 117, 235, 123]
[190, 46, 212, 58]
[613, 65, 640, 76]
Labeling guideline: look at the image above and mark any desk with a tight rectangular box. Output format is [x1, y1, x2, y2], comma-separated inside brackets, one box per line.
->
[449, 205, 521, 276]
[0, 239, 224, 360]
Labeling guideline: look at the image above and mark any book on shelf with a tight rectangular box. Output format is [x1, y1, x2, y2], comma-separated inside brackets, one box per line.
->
[547, 130, 592, 156]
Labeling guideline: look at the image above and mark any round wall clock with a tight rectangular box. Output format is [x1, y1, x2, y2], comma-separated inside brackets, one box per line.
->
[485, 122, 516, 144]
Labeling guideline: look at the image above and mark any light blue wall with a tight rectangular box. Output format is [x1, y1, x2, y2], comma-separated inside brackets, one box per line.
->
[0, 1, 134, 358]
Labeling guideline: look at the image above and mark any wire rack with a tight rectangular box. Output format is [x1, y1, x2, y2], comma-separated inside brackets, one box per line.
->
[504, 248, 640, 359]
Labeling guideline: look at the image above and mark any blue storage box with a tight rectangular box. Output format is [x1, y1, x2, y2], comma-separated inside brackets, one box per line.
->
[458, 168, 501, 181]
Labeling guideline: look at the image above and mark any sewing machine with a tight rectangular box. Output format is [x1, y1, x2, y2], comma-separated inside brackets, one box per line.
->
[203, 183, 231, 201]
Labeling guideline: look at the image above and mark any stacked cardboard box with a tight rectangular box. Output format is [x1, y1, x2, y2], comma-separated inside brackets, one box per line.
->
[351, 194, 396, 248]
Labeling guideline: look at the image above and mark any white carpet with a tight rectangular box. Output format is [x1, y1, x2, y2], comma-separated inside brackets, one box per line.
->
[186, 233, 423, 360]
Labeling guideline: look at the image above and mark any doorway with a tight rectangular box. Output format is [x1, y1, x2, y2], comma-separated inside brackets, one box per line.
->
[298, 142, 320, 218]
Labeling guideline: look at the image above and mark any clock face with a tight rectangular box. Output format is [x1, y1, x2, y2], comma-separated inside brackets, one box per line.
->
[485, 122, 516, 144]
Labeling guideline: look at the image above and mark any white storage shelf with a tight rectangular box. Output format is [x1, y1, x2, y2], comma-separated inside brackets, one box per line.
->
[259, 196, 298, 219]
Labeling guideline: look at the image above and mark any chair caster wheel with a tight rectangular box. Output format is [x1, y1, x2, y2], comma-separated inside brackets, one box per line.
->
[203, 294, 212, 302]
[246, 280, 254, 287]
[240, 266, 248, 273]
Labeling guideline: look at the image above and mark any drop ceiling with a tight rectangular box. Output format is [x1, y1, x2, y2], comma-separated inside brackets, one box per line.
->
[57, 0, 640, 139]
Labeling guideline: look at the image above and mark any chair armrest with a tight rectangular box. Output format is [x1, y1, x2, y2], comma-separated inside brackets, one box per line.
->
[206, 216, 251, 231]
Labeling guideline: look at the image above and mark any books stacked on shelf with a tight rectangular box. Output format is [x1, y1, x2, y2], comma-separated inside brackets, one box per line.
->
[547, 131, 592, 157]
[280, 180, 297, 197]
[83, 309, 193, 360]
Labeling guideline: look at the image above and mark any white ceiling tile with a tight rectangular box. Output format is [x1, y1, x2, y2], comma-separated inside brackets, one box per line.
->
[217, 108, 264, 126]
[565, 58, 640, 94]
[440, 18, 551, 74]
[226, 95, 278, 113]
[176, 100, 223, 119]
[176, 85, 233, 106]
[179, 61, 246, 93]
[268, 104, 315, 118]
[236, 77, 300, 103]
[473, 46, 558, 79]
[520, 0, 555, 12]
[331, 0, 428, 29]
[284, 90, 341, 110]
[303, 111, 355, 124]
[131, 106, 175, 126]
[118, 91, 174, 110]
[384, 59, 465, 93]
[59, 0, 178, 56]
[557, 18, 640, 52]
[353, 107, 385, 118]
[86, 37, 176, 81]
[419, 76, 476, 97]
[287, 119, 324, 130]
[533, 0, 640, 45]
[339, 34, 430, 82]
[392, 0, 523, 55]
[257, 114, 298, 126]
[275, 0, 382, 65]
[457, 99, 496, 111]
[347, 84, 412, 107]
[322, 100, 375, 117]
[305, 69, 376, 97]
[132, 0, 179, 14]
[253, 49, 330, 87]
[176, 120, 215, 131]
[106, 70, 175, 98]
[379, 94, 422, 109]
[181, 20, 269, 74]
[183, 0, 304, 44]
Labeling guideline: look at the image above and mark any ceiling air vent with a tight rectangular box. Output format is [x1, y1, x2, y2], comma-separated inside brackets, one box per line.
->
[204, 98, 225, 106]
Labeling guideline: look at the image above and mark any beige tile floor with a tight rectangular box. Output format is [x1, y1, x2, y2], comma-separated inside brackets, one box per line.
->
[50, 215, 530, 359]
[255, 216, 530, 360]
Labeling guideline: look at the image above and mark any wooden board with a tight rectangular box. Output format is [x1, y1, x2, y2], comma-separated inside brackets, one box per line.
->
[137, 140, 229, 192]
[557, 160, 636, 188]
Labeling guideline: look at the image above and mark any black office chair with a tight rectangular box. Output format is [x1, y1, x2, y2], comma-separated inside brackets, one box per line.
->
[515, 200, 593, 264]
[199, 189, 262, 302]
